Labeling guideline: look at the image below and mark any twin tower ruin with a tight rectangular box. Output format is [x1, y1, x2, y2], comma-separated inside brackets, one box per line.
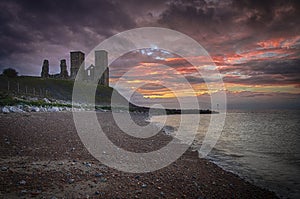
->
[41, 50, 109, 86]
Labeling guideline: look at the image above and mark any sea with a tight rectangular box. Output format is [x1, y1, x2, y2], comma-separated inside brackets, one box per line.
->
[150, 110, 300, 199]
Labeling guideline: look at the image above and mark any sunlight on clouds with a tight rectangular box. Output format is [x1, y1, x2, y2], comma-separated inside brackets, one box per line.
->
[225, 83, 300, 94]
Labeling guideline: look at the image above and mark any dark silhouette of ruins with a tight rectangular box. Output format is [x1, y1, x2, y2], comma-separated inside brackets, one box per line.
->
[41, 60, 49, 78]
[70, 51, 85, 79]
[60, 59, 68, 79]
[40, 50, 109, 86]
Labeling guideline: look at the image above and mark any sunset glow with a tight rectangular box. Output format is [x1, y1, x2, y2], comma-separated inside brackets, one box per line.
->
[0, 0, 299, 109]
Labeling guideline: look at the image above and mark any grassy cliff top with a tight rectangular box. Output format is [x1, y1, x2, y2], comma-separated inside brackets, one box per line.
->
[0, 75, 127, 106]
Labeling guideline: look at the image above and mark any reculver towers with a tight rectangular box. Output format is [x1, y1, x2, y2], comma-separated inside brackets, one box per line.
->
[41, 60, 49, 78]
[85, 50, 109, 85]
[40, 50, 109, 86]
[70, 51, 85, 79]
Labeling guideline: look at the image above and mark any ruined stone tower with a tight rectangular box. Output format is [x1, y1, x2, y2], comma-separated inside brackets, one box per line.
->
[60, 59, 68, 78]
[70, 51, 85, 79]
[39, 50, 109, 85]
[86, 64, 95, 81]
[41, 59, 49, 78]
[95, 50, 109, 86]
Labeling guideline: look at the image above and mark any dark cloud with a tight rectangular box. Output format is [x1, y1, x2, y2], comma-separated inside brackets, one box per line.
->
[219, 58, 300, 85]
[185, 76, 205, 84]
[157, 0, 300, 54]
[223, 75, 300, 86]
[140, 83, 167, 91]
[232, 0, 300, 24]
[0, 0, 136, 74]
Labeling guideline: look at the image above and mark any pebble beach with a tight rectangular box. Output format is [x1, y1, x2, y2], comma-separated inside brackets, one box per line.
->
[0, 112, 278, 198]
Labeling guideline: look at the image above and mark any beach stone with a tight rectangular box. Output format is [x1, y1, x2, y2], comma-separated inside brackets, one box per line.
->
[17, 104, 23, 109]
[43, 98, 51, 103]
[1, 106, 9, 113]
[1, 166, 8, 171]
[30, 106, 40, 112]
[141, 184, 147, 188]
[4, 138, 10, 144]
[135, 175, 140, 179]
[22, 105, 30, 112]
[95, 173, 103, 177]
[85, 162, 92, 167]
[19, 180, 26, 185]
[68, 178, 75, 184]
[48, 107, 59, 112]
[40, 107, 47, 112]
[9, 106, 24, 113]
[99, 177, 107, 182]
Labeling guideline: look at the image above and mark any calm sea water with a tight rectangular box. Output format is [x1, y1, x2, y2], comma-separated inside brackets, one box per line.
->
[151, 110, 300, 199]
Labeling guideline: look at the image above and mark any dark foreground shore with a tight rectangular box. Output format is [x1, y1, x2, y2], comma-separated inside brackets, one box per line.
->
[0, 112, 277, 198]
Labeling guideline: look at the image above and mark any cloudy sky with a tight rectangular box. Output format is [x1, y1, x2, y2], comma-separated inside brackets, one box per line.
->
[0, 0, 299, 109]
